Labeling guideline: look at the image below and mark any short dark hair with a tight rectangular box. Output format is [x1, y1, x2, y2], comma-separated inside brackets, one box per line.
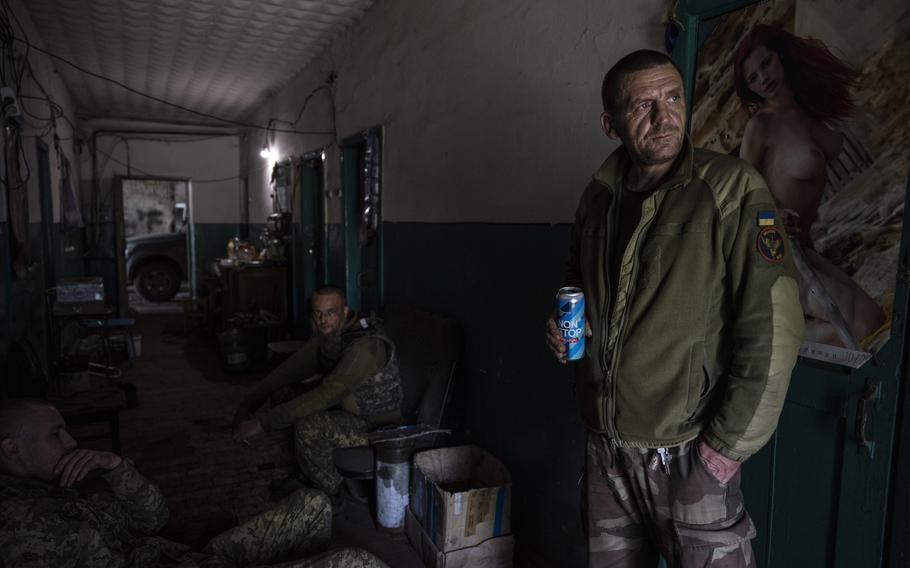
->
[312, 285, 346, 304]
[0, 398, 53, 440]
[601, 49, 680, 113]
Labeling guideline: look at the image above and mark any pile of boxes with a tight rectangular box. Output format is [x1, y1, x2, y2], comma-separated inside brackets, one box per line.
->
[408, 445, 514, 568]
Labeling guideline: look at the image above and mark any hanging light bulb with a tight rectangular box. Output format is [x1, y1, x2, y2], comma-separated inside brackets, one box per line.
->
[260, 145, 272, 160]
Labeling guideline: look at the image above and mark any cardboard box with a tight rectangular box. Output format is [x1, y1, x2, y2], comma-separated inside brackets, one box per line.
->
[407, 508, 514, 568]
[411, 445, 512, 552]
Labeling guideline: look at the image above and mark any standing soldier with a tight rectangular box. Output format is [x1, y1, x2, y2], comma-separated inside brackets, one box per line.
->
[545, 49, 804, 566]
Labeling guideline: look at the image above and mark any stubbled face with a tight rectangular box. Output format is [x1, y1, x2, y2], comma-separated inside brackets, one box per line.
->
[311, 293, 349, 336]
[743, 44, 785, 100]
[13, 406, 77, 482]
[602, 63, 686, 167]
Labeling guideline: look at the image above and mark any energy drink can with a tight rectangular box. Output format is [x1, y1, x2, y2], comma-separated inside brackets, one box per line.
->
[556, 287, 585, 361]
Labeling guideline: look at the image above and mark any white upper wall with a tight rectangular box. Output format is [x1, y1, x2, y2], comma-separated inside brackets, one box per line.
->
[245, 0, 666, 224]
[92, 132, 241, 224]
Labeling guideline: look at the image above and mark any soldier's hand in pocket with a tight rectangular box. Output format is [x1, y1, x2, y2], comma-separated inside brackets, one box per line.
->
[697, 438, 740, 484]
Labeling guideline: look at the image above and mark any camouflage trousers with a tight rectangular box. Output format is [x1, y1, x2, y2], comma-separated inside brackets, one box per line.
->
[294, 410, 368, 495]
[584, 433, 756, 568]
[198, 488, 386, 567]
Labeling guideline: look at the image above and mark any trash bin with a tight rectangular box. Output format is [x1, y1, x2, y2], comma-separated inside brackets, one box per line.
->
[375, 437, 415, 533]
[218, 328, 251, 372]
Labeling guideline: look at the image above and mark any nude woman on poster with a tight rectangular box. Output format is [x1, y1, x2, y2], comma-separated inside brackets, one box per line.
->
[733, 24, 886, 348]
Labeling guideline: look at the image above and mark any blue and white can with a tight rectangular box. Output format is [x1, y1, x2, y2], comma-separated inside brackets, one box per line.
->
[556, 287, 585, 361]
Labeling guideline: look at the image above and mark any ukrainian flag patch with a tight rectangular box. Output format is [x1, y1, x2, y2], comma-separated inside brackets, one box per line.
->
[758, 211, 776, 226]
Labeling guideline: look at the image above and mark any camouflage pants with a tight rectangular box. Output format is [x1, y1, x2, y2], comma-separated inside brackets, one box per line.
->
[200, 488, 331, 567]
[584, 433, 756, 568]
[294, 410, 368, 495]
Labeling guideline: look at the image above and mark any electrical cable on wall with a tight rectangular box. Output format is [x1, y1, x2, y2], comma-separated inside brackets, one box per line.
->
[263, 78, 339, 162]
[92, 142, 266, 185]
[0, 0, 82, 193]
[13, 37, 336, 136]
[0, 0, 338, 252]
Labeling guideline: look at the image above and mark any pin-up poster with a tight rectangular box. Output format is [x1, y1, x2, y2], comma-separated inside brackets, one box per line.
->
[690, 0, 910, 367]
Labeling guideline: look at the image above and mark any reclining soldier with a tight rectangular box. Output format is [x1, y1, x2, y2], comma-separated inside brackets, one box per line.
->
[0, 398, 387, 568]
[232, 285, 402, 498]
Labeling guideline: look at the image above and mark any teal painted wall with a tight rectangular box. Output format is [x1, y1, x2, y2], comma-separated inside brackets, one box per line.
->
[383, 222, 586, 566]
[381, 221, 802, 566]
[191, 222, 243, 289]
[5, 224, 52, 390]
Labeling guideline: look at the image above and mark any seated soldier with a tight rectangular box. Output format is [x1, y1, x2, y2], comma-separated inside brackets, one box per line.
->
[232, 285, 402, 498]
[0, 398, 386, 568]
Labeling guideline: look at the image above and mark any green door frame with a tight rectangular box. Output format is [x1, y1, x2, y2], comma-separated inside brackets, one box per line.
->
[294, 150, 326, 337]
[341, 127, 384, 314]
[888, 172, 910, 561]
[36, 141, 56, 368]
[0, 183, 8, 341]
[341, 143, 361, 312]
[36, 141, 55, 293]
[672, 2, 910, 565]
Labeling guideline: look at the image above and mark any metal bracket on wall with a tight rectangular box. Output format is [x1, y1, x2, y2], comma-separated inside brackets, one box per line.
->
[855, 377, 881, 458]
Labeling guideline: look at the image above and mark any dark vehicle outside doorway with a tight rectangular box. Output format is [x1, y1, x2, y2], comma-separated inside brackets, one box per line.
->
[125, 231, 187, 301]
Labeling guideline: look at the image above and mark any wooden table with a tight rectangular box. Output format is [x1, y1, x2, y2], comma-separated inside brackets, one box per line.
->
[219, 264, 288, 324]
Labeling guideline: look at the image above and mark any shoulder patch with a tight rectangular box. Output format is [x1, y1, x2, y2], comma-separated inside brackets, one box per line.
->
[756, 226, 785, 264]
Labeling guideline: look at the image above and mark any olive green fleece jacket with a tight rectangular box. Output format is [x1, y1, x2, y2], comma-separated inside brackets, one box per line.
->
[240, 318, 387, 431]
[564, 138, 805, 462]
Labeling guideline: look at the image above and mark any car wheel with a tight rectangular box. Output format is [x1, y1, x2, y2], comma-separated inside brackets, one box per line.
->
[136, 260, 181, 302]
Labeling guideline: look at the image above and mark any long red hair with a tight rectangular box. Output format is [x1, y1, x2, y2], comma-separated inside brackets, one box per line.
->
[733, 24, 859, 121]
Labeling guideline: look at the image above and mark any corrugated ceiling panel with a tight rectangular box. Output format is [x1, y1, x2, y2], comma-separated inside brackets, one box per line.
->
[20, 0, 374, 124]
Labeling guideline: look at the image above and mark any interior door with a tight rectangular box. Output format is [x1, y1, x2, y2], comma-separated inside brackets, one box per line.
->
[672, 1, 910, 565]
[36, 141, 55, 293]
[341, 127, 383, 314]
[293, 153, 326, 337]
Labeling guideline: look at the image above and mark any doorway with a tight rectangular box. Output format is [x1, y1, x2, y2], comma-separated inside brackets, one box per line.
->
[114, 177, 191, 315]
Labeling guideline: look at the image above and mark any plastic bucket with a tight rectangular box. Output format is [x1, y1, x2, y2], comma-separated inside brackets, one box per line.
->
[219, 328, 251, 372]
